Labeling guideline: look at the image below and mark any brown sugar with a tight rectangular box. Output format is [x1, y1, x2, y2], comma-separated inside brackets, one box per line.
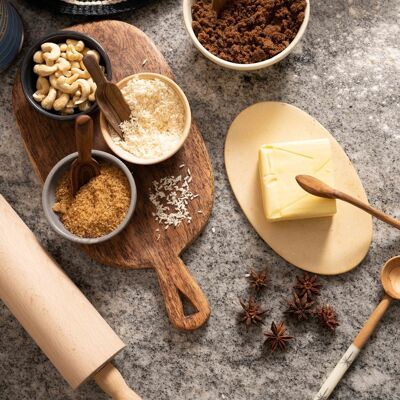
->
[192, 0, 307, 64]
[53, 163, 131, 238]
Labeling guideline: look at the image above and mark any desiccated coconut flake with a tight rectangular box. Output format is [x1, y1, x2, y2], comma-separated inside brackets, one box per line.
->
[149, 172, 197, 231]
[113, 77, 185, 160]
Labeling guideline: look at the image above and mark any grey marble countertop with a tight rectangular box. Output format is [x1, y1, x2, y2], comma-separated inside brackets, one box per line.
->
[1, 1, 400, 399]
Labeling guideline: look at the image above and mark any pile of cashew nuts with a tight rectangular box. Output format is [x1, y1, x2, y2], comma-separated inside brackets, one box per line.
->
[32, 39, 103, 115]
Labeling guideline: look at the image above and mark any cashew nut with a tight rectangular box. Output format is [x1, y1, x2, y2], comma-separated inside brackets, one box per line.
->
[32, 77, 50, 102]
[66, 44, 83, 61]
[56, 74, 80, 93]
[79, 101, 91, 112]
[41, 87, 57, 110]
[41, 42, 61, 64]
[61, 107, 75, 115]
[88, 78, 97, 102]
[33, 63, 58, 76]
[59, 43, 68, 52]
[53, 92, 70, 111]
[57, 57, 71, 73]
[71, 67, 90, 79]
[71, 61, 81, 69]
[66, 39, 85, 52]
[72, 79, 91, 105]
[33, 51, 44, 64]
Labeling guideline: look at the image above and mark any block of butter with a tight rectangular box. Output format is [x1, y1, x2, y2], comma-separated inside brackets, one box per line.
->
[259, 138, 337, 222]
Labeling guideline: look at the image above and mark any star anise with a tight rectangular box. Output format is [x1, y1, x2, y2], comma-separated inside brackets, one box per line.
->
[238, 297, 267, 328]
[294, 273, 323, 299]
[248, 268, 268, 292]
[315, 304, 339, 331]
[264, 321, 294, 351]
[285, 292, 315, 321]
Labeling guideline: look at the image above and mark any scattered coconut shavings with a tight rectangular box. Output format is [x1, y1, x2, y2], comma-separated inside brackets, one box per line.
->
[149, 172, 198, 231]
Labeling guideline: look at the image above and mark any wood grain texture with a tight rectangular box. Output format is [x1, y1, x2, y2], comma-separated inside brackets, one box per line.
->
[94, 363, 142, 400]
[296, 175, 400, 230]
[0, 196, 125, 390]
[353, 295, 392, 349]
[12, 20, 214, 331]
[71, 115, 100, 195]
[83, 53, 130, 139]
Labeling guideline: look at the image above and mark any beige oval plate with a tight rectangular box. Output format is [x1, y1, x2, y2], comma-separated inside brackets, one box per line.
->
[225, 102, 373, 275]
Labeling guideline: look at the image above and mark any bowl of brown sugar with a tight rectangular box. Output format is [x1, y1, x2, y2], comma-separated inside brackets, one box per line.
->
[183, 0, 310, 71]
[42, 150, 137, 244]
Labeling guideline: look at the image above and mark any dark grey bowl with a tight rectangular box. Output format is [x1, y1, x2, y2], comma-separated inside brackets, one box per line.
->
[42, 150, 137, 244]
[21, 30, 112, 121]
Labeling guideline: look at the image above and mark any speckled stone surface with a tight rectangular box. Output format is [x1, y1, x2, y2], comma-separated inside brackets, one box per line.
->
[1, 1, 400, 399]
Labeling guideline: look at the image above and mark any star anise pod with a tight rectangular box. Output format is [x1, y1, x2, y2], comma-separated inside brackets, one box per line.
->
[285, 292, 315, 321]
[315, 304, 339, 331]
[294, 273, 323, 299]
[248, 268, 268, 292]
[238, 297, 267, 328]
[264, 321, 294, 351]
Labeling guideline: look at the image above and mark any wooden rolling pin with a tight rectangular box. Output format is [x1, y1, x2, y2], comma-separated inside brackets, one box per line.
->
[0, 195, 142, 399]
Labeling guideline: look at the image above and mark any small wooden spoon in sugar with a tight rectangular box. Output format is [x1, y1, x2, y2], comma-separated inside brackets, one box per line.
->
[70, 115, 100, 196]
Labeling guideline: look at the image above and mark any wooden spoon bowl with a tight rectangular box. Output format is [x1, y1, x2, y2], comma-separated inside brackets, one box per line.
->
[381, 256, 400, 300]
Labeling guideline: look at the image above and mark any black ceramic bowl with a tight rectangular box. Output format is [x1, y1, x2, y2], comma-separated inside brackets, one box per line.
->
[20, 30, 112, 121]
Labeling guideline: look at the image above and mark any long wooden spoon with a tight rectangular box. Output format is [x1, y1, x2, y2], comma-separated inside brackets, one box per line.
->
[314, 256, 400, 400]
[296, 175, 400, 230]
[83, 54, 130, 140]
[70, 115, 100, 196]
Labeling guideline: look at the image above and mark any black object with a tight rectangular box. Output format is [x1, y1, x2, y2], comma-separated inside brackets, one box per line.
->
[0, 0, 24, 73]
[20, 30, 112, 121]
[30, 0, 150, 16]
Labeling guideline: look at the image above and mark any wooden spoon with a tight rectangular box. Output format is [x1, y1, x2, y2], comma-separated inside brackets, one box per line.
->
[296, 175, 400, 230]
[70, 115, 100, 196]
[314, 256, 400, 400]
[83, 54, 131, 140]
[212, 0, 229, 15]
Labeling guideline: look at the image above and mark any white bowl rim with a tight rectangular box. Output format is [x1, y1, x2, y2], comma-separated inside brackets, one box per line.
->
[182, 0, 310, 71]
[42, 150, 137, 245]
[100, 72, 192, 165]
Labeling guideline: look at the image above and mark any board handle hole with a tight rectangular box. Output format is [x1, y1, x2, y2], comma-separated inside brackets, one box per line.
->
[178, 289, 199, 316]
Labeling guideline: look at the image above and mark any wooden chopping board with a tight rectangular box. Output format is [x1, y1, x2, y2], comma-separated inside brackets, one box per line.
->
[225, 102, 372, 275]
[12, 20, 214, 331]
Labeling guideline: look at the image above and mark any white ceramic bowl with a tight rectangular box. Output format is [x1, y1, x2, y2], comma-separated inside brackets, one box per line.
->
[182, 0, 310, 71]
[100, 73, 191, 165]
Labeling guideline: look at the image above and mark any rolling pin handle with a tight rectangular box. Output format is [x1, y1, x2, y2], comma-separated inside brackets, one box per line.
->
[94, 363, 142, 400]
